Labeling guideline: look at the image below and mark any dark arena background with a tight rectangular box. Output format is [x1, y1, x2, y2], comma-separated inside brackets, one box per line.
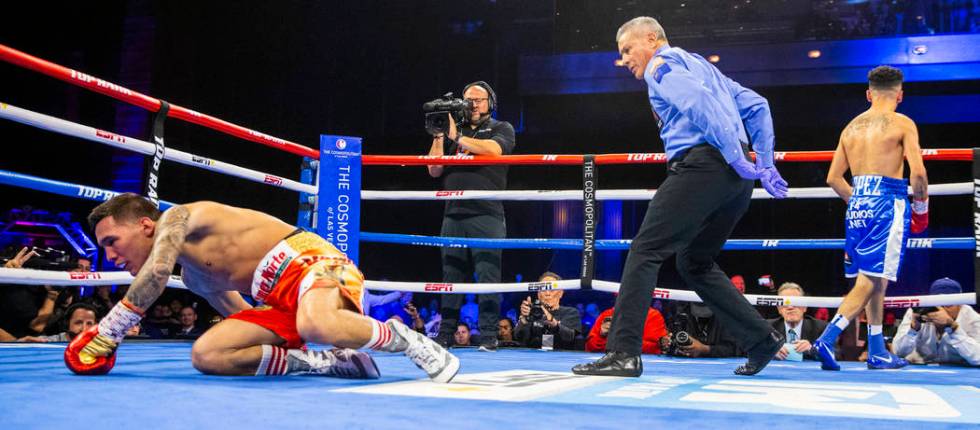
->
[0, 1, 978, 429]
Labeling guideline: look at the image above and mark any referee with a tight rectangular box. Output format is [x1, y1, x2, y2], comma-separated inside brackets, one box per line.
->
[572, 17, 789, 377]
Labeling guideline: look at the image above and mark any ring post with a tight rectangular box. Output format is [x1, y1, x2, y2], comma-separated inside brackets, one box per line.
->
[297, 157, 316, 229]
[318, 135, 362, 263]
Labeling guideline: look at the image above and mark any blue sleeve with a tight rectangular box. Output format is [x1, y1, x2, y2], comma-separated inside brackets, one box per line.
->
[650, 57, 745, 164]
[726, 77, 776, 168]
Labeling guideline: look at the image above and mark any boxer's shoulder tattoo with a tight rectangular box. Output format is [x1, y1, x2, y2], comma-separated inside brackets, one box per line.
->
[125, 205, 191, 309]
[844, 112, 891, 138]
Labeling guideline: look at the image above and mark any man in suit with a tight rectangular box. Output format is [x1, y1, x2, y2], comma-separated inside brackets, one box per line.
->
[769, 282, 828, 361]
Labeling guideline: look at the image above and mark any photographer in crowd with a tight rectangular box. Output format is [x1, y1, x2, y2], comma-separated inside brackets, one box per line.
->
[893, 278, 980, 366]
[515, 272, 581, 350]
[660, 301, 740, 358]
[586, 306, 667, 354]
[425, 81, 516, 351]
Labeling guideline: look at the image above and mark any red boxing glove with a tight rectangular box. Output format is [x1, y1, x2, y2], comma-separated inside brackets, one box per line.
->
[65, 325, 117, 375]
[911, 199, 929, 234]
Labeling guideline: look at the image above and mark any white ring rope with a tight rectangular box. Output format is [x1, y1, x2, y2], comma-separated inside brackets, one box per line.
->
[1, 268, 972, 309]
[0, 102, 316, 195]
[362, 183, 971, 201]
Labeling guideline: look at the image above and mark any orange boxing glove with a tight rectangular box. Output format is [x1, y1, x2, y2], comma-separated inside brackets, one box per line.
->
[911, 199, 928, 234]
[64, 300, 142, 375]
[64, 326, 117, 375]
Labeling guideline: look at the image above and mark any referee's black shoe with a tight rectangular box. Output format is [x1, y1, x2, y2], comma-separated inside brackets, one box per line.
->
[734, 328, 784, 376]
[571, 351, 642, 377]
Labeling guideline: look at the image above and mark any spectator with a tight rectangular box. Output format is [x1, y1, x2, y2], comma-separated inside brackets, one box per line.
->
[168, 298, 184, 316]
[514, 272, 582, 350]
[893, 278, 980, 366]
[459, 294, 479, 327]
[174, 306, 204, 339]
[768, 282, 828, 361]
[18, 302, 98, 343]
[362, 290, 403, 317]
[660, 302, 740, 358]
[86, 285, 115, 316]
[498, 317, 521, 347]
[0, 247, 44, 338]
[143, 303, 179, 338]
[454, 323, 472, 347]
[730, 275, 746, 294]
[403, 302, 428, 334]
[586, 307, 667, 354]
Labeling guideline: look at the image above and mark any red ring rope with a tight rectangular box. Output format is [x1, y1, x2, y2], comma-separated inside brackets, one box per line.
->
[0, 43, 318, 159]
[362, 148, 972, 166]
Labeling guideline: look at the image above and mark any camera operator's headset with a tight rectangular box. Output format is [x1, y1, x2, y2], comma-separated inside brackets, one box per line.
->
[463, 81, 497, 113]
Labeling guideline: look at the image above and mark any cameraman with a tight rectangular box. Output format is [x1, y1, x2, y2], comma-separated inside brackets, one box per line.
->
[893, 278, 980, 366]
[661, 302, 740, 358]
[426, 81, 516, 351]
[515, 272, 581, 350]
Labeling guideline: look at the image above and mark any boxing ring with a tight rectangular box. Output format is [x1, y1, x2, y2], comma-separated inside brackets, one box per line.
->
[1, 43, 980, 429]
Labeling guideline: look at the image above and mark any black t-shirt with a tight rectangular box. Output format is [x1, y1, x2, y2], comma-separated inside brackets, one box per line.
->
[442, 117, 516, 217]
[0, 285, 45, 338]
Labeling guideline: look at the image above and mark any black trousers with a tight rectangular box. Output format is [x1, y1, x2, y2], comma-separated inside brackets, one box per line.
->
[438, 213, 504, 340]
[607, 144, 771, 355]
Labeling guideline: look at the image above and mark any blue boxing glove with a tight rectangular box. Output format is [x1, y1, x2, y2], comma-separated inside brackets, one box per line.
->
[730, 157, 760, 181]
[757, 165, 788, 199]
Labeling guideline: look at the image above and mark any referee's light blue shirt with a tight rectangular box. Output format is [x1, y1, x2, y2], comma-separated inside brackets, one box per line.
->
[644, 44, 776, 167]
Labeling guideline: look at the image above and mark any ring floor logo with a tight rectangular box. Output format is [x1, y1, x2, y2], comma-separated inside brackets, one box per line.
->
[337, 369, 979, 423]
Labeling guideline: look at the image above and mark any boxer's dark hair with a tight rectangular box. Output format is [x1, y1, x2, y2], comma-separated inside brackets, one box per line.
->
[88, 192, 162, 229]
[868, 65, 903, 91]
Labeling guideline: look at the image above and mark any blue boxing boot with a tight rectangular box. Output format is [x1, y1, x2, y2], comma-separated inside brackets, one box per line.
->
[866, 324, 908, 369]
[812, 314, 848, 371]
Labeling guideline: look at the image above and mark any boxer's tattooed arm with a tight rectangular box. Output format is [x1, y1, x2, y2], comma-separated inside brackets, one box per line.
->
[124, 205, 190, 310]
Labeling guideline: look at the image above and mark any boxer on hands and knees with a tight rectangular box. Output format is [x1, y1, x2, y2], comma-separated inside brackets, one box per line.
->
[573, 17, 788, 378]
[814, 65, 928, 370]
[65, 193, 459, 382]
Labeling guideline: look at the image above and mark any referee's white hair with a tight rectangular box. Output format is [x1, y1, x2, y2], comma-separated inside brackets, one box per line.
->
[616, 16, 667, 43]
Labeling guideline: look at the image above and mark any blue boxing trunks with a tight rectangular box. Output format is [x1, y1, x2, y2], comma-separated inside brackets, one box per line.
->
[843, 175, 909, 281]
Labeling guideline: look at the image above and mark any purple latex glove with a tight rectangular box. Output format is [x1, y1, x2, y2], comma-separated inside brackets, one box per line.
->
[758, 166, 789, 198]
[730, 157, 760, 181]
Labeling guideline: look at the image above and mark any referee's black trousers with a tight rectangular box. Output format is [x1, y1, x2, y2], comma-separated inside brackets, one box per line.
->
[607, 144, 771, 355]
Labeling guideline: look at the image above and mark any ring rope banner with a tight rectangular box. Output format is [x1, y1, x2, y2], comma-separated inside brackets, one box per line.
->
[144, 100, 169, 208]
[581, 154, 597, 289]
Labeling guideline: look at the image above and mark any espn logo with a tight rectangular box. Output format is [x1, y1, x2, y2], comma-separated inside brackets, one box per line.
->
[921, 149, 938, 156]
[653, 289, 670, 299]
[424, 283, 454, 292]
[542, 155, 558, 161]
[264, 175, 284, 186]
[69, 272, 102, 280]
[527, 282, 554, 291]
[762, 240, 780, 247]
[756, 297, 785, 306]
[884, 298, 920, 308]
[95, 129, 126, 143]
[435, 191, 465, 197]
